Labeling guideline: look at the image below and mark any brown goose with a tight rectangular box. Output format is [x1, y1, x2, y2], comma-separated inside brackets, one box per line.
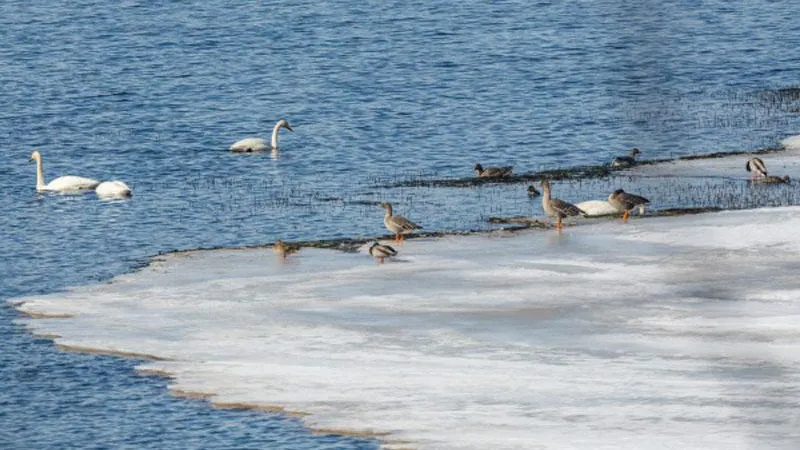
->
[474, 163, 513, 178]
[368, 242, 398, 264]
[540, 180, 586, 230]
[608, 189, 650, 223]
[746, 157, 767, 180]
[610, 148, 641, 168]
[273, 240, 300, 259]
[381, 203, 422, 243]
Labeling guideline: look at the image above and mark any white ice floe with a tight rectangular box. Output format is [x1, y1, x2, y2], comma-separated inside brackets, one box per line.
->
[13, 208, 800, 450]
[621, 134, 800, 180]
[781, 134, 800, 150]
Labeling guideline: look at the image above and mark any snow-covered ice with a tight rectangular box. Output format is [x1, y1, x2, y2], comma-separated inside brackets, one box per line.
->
[13, 207, 800, 449]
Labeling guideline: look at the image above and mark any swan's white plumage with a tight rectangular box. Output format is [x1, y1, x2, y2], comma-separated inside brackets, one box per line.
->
[230, 137, 268, 152]
[230, 119, 293, 152]
[574, 200, 621, 217]
[30, 151, 100, 192]
[95, 181, 132, 199]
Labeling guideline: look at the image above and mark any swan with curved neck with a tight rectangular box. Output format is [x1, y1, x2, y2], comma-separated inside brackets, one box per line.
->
[230, 119, 294, 152]
[29, 150, 100, 192]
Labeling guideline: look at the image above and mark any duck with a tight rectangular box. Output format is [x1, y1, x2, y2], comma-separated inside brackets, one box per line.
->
[610, 148, 641, 168]
[745, 157, 767, 180]
[527, 185, 541, 197]
[540, 179, 586, 230]
[380, 202, 422, 243]
[273, 240, 300, 259]
[368, 242, 398, 264]
[29, 150, 100, 192]
[608, 189, 650, 222]
[761, 175, 790, 184]
[474, 163, 513, 178]
[230, 119, 293, 152]
[95, 181, 132, 199]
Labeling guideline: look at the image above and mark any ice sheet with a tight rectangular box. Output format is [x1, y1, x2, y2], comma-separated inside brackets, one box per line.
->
[13, 208, 800, 449]
[622, 135, 800, 180]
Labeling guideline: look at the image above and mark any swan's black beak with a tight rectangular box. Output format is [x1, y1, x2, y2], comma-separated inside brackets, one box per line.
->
[285, 124, 294, 132]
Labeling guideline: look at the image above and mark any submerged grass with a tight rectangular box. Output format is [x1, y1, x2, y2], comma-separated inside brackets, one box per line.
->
[386, 145, 786, 189]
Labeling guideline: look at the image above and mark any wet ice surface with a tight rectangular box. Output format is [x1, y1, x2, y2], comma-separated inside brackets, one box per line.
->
[14, 207, 800, 449]
[626, 147, 800, 181]
[565, 138, 800, 215]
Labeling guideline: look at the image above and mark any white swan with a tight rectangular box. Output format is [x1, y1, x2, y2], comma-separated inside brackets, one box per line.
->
[29, 150, 100, 192]
[95, 180, 132, 199]
[574, 200, 620, 217]
[230, 119, 293, 152]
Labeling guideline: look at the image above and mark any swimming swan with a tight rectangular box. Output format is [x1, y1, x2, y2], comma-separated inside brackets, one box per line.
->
[230, 119, 294, 152]
[29, 150, 100, 192]
[95, 180, 133, 199]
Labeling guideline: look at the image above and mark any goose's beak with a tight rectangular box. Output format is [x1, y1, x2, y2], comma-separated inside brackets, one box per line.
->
[285, 123, 294, 132]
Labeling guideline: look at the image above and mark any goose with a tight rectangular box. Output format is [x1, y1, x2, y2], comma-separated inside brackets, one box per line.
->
[230, 119, 293, 152]
[474, 163, 513, 178]
[368, 242, 398, 264]
[95, 181, 132, 199]
[273, 240, 300, 259]
[745, 157, 767, 180]
[29, 150, 100, 192]
[608, 189, 650, 222]
[381, 202, 422, 243]
[610, 148, 641, 168]
[540, 179, 586, 230]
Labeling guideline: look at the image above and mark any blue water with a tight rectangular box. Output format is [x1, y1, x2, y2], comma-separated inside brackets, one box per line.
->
[2, 0, 799, 448]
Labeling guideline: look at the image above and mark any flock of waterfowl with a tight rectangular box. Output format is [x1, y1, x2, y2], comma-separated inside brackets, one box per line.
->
[29, 123, 790, 264]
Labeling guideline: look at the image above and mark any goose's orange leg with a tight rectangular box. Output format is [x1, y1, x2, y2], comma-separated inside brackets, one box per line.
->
[622, 210, 630, 223]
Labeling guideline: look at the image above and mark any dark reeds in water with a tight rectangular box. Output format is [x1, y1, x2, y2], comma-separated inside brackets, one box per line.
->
[557, 175, 800, 212]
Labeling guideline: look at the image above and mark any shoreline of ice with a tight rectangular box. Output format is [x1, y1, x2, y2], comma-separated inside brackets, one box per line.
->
[13, 202, 800, 450]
